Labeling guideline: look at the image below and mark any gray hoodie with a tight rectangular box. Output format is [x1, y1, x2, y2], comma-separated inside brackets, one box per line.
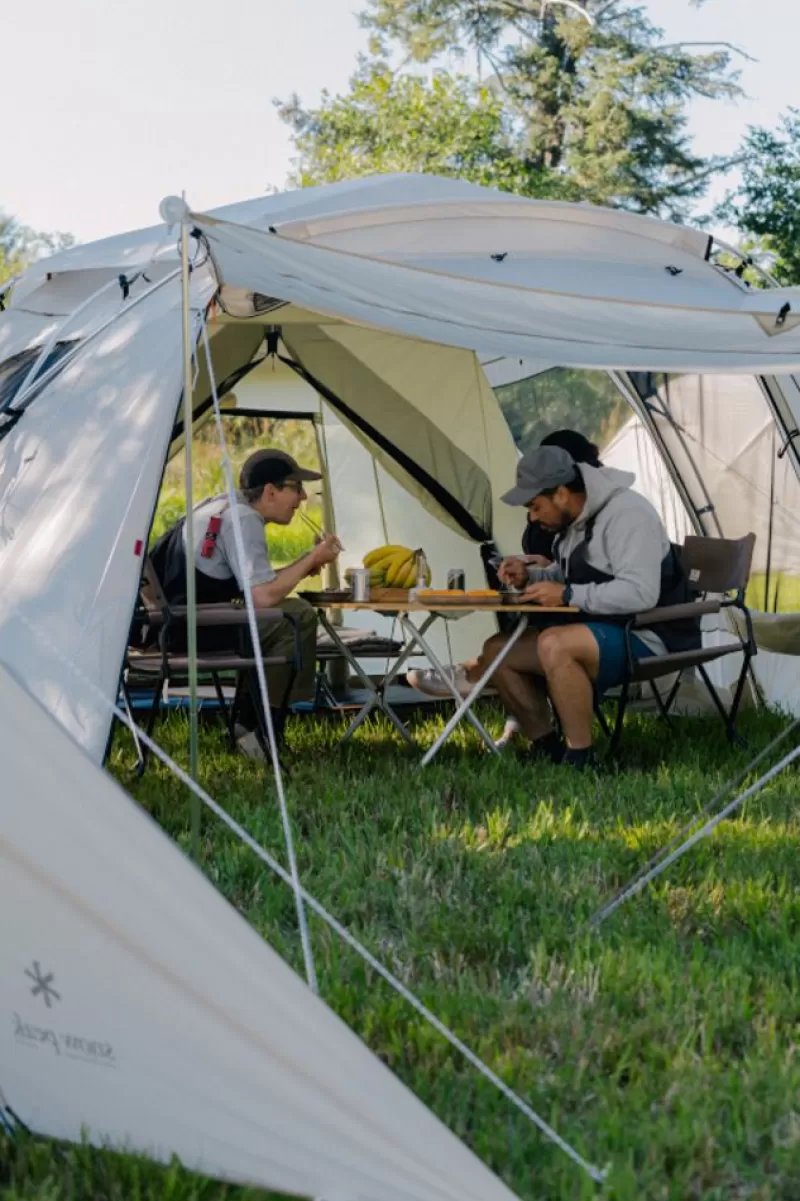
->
[529, 464, 668, 655]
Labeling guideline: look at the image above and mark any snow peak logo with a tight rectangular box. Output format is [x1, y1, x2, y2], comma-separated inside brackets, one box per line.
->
[25, 962, 60, 1008]
[13, 1013, 117, 1067]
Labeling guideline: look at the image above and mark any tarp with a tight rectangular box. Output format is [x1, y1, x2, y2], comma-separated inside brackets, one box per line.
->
[193, 202, 800, 373]
[0, 663, 521, 1201]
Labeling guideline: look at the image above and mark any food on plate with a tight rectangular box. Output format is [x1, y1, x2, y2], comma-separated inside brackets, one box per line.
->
[417, 588, 501, 601]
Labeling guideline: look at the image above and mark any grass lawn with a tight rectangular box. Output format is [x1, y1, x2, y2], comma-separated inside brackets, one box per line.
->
[2, 705, 799, 1201]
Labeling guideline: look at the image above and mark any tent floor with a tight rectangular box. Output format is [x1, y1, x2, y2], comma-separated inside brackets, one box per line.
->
[122, 680, 447, 715]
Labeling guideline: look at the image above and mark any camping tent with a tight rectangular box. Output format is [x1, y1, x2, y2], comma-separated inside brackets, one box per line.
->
[2, 173, 800, 763]
[0, 661, 525, 1200]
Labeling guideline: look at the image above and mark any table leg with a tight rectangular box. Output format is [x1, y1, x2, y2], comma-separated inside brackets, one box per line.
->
[419, 616, 529, 767]
[317, 611, 414, 745]
[339, 613, 440, 743]
[378, 612, 438, 693]
[398, 614, 497, 754]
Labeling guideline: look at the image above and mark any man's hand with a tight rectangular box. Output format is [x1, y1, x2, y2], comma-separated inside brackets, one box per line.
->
[310, 533, 342, 568]
[521, 581, 567, 607]
[497, 556, 528, 588]
[523, 554, 553, 569]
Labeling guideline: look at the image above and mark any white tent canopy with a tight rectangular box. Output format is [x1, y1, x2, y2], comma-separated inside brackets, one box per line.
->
[2, 172, 800, 761]
[194, 198, 800, 373]
[0, 663, 522, 1201]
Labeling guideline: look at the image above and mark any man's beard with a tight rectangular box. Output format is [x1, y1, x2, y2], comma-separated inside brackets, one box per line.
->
[541, 511, 572, 533]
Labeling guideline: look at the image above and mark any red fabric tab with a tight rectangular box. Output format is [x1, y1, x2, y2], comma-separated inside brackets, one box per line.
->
[134, 539, 144, 557]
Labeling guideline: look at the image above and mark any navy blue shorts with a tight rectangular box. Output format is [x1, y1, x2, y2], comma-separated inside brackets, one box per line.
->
[584, 621, 655, 696]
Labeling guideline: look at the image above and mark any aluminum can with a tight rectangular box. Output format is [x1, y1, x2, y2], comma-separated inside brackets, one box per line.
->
[447, 568, 466, 591]
[351, 567, 371, 602]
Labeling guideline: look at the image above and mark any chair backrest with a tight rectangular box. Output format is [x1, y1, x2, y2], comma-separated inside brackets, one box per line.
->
[681, 533, 756, 595]
[140, 556, 169, 614]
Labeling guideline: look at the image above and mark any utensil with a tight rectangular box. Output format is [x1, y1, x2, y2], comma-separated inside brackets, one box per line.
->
[300, 510, 345, 551]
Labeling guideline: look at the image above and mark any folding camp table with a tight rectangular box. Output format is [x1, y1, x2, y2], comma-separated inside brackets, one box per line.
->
[313, 599, 579, 762]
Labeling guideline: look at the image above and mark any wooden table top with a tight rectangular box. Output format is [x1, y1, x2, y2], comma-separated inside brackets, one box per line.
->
[320, 601, 580, 614]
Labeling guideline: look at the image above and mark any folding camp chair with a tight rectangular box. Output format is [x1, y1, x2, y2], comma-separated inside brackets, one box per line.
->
[599, 533, 757, 752]
[121, 557, 301, 772]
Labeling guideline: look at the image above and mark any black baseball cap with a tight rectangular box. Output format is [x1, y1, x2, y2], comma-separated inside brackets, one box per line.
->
[239, 449, 322, 490]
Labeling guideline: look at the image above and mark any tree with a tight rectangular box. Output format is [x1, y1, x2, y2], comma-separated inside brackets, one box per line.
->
[278, 61, 571, 197]
[281, 1, 743, 219]
[0, 211, 74, 287]
[716, 110, 800, 285]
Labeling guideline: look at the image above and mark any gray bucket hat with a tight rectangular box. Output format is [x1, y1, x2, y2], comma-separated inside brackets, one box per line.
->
[501, 445, 577, 506]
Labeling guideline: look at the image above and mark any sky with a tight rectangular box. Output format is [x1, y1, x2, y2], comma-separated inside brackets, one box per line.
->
[4, 0, 798, 244]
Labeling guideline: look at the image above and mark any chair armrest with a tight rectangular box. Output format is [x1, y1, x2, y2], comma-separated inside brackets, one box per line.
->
[146, 604, 286, 628]
[632, 599, 720, 628]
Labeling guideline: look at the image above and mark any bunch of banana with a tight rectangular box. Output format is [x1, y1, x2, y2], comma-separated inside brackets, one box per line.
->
[361, 545, 431, 589]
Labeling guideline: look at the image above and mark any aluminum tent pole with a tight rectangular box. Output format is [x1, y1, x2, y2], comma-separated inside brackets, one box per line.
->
[180, 211, 200, 853]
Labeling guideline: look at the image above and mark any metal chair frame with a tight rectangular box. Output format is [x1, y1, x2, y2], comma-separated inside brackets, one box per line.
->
[120, 557, 301, 773]
[598, 534, 757, 752]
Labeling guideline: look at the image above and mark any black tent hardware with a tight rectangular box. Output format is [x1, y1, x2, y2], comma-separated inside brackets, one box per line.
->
[778, 429, 800, 460]
[265, 327, 281, 358]
[664, 265, 683, 277]
[490, 252, 508, 262]
[118, 271, 148, 301]
[776, 302, 791, 328]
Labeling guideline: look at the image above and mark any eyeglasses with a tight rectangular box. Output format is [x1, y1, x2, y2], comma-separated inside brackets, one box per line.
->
[277, 479, 304, 494]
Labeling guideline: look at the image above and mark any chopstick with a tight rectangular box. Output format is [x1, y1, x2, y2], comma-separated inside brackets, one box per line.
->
[300, 510, 345, 551]
[299, 511, 322, 537]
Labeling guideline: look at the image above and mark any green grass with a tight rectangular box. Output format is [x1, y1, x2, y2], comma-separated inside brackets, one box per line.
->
[3, 705, 798, 1200]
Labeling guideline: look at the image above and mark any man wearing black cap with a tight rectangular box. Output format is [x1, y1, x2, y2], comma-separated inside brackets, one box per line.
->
[150, 449, 340, 756]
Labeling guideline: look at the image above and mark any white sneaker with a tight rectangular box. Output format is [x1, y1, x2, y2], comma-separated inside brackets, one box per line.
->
[406, 665, 496, 699]
[237, 730, 266, 762]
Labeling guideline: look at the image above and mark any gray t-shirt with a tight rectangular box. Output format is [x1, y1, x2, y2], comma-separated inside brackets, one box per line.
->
[183, 493, 277, 590]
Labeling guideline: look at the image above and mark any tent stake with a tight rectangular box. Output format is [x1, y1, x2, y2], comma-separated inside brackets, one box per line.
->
[181, 211, 200, 853]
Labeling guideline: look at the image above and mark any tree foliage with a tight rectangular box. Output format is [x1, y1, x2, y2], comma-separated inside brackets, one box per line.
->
[278, 62, 570, 196]
[0, 211, 74, 287]
[280, 1, 742, 218]
[716, 110, 800, 285]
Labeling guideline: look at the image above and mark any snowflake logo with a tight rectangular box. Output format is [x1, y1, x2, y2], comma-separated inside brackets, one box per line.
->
[25, 962, 61, 1008]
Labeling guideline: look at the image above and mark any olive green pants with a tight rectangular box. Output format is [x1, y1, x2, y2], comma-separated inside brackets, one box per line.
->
[255, 597, 318, 705]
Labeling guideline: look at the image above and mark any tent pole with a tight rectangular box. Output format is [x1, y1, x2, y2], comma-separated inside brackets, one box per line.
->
[370, 453, 389, 546]
[180, 214, 200, 852]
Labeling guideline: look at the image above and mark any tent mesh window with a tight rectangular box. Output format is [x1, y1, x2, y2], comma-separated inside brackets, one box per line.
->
[152, 412, 321, 561]
[0, 340, 79, 439]
[494, 368, 631, 457]
[632, 373, 800, 615]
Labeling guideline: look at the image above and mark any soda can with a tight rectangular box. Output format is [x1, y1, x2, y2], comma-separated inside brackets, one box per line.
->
[447, 568, 466, 591]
